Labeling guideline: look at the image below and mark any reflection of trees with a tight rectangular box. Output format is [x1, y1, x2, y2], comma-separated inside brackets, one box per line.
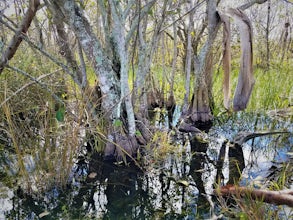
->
[189, 135, 210, 214]
[187, 123, 215, 216]
[8, 113, 291, 218]
[227, 143, 245, 184]
[102, 163, 140, 219]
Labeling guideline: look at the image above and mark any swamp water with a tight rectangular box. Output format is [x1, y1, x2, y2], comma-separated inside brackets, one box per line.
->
[0, 111, 292, 219]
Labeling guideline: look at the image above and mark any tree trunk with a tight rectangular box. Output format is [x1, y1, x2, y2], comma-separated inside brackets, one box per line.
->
[265, 0, 271, 70]
[188, 0, 221, 123]
[109, 0, 136, 136]
[182, 2, 194, 114]
[132, 0, 168, 117]
[49, 0, 121, 121]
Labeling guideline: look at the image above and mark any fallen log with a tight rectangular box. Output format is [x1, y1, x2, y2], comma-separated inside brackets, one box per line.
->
[215, 185, 293, 207]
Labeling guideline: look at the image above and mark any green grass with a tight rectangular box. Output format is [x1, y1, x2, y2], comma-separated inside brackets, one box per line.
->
[249, 66, 292, 110]
[212, 62, 292, 115]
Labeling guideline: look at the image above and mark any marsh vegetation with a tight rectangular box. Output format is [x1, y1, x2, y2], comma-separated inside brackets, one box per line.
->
[0, 0, 292, 219]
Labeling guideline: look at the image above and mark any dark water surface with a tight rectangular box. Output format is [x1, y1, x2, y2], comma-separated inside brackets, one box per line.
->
[1, 111, 292, 219]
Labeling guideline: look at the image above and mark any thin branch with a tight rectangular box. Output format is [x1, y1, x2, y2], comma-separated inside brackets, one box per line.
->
[238, 0, 268, 11]
[1, 13, 18, 28]
[123, 0, 136, 19]
[0, 16, 75, 79]
[6, 65, 64, 105]
[159, 0, 205, 34]
[0, 69, 62, 107]
[125, 0, 156, 46]
[282, 0, 293, 5]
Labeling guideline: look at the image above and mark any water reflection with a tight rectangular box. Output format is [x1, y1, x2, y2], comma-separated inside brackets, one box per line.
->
[1, 112, 292, 219]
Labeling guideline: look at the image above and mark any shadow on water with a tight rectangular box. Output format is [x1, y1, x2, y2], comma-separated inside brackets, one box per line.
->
[1, 111, 292, 219]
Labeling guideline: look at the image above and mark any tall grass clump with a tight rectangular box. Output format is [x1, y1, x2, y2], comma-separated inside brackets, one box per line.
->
[0, 49, 90, 195]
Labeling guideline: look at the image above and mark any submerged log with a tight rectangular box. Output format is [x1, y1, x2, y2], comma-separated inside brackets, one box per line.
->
[216, 185, 293, 207]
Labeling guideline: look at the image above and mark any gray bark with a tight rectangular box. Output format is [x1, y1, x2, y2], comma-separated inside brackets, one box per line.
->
[109, 0, 136, 136]
[133, 0, 169, 115]
[238, 0, 268, 11]
[51, 11, 86, 89]
[48, 0, 121, 120]
[182, 1, 195, 114]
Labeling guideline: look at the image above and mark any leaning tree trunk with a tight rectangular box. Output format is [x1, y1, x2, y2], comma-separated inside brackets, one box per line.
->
[0, 0, 40, 74]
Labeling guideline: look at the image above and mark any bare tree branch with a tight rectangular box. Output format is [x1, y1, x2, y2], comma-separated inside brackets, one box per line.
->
[0, 69, 62, 107]
[282, 0, 293, 5]
[238, 0, 268, 11]
[0, 16, 75, 79]
[158, 0, 206, 34]
[125, 0, 156, 46]
[0, 0, 40, 74]
[6, 65, 64, 105]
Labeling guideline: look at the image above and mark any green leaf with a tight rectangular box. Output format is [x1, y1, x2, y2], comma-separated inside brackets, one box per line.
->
[56, 107, 65, 122]
[135, 130, 142, 136]
[113, 119, 122, 127]
[148, 8, 154, 17]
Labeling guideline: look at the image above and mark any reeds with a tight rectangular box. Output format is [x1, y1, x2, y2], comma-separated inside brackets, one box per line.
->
[0, 64, 87, 195]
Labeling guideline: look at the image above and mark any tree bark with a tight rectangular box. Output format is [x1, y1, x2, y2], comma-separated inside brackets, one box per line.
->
[238, 0, 268, 11]
[221, 14, 231, 110]
[132, 0, 168, 116]
[48, 0, 121, 120]
[226, 8, 255, 111]
[109, 0, 136, 136]
[182, 2, 194, 114]
[189, 0, 221, 123]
